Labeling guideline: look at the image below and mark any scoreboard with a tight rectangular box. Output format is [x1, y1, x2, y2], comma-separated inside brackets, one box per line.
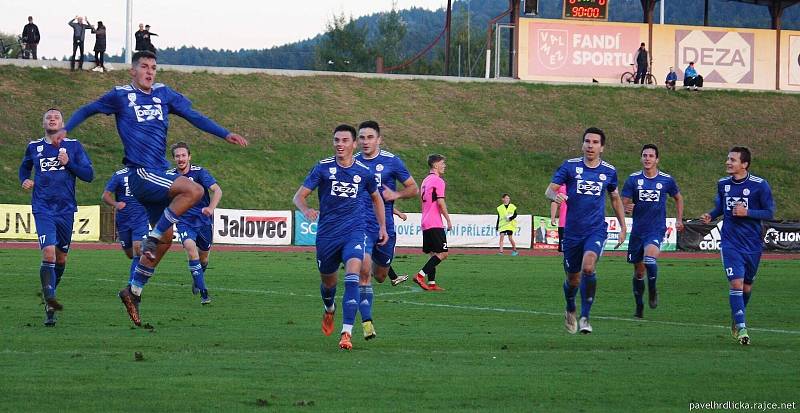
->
[563, 0, 609, 21]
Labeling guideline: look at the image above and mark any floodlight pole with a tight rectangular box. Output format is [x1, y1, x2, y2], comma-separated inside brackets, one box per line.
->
[125, 0, 133, 64]
[660, 0, 665, 24]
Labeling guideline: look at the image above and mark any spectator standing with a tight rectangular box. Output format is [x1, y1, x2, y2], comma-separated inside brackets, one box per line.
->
[134, 23, 146, 52]
[665, 67, 677, 91]
[144, 24, 158, 54]
[92, 21, 107, 72]
[68, 16, 93, 71]
[633, 42, 648, 85]
[21, 16, 40, 59]
[684, 62, 704, 91]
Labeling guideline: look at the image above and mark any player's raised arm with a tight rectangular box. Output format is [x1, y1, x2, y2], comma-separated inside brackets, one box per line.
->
[167, 91, 248, 147]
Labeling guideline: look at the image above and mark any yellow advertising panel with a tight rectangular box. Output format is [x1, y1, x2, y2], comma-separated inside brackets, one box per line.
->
[519, 18, 800, 91]
[0, 204, 100, 241]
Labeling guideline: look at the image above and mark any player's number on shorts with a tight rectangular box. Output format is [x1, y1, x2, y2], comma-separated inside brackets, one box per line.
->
[726, 267, 734, 277]
[39, 235, 46, 245]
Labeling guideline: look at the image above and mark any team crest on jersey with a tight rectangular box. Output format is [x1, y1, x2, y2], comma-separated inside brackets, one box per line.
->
[576, 179, 602, 196]
[134, 104, 164, 122]
[637, 179, 644, 186]
[599, 173, 607, 181]
[331, 181, 358, 198]
[725, 197, 749, 210]
[743, 188, 750, 196]
[153, 97, 162, 104]
[639, 190, 660, 202]
[724, 184, 731, 192]
[37, 145, 44, 153]
[329, 167, 337, 175]
[656, 182, 663, 189]
[376, 164, 384, 172]
[39, 157, 64, 171]
[353, 175, 362, 183]
[128, 93, 137, 107]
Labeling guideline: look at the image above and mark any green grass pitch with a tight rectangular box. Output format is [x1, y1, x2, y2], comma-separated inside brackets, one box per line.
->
[1, 248, 798, 412]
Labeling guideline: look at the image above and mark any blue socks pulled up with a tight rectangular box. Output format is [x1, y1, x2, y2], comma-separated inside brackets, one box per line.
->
[359, 284, 374, 322]
[579, 273, 597, 318]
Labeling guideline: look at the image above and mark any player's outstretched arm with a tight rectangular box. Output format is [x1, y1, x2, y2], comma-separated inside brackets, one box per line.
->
[293, 186, 318, 222]
[610, 189, 627, 249]
[224, 133, 248, 147]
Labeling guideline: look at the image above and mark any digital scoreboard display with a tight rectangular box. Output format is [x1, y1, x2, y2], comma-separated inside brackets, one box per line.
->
[563, 0, 609, 21]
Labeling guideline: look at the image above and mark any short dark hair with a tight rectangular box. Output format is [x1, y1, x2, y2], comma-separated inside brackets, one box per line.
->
[582, 127, 606, 146]
[730, 146, 751, 169]
[640, 42, 645, 47]
[44, 107, 63, 117]
[333, 124, 357, 139]
[132, 50, 157, 66]
[428, 153, 445, 168]
[358, 120, 381, 135]
[171, 141, 191, 157]
[501, 193, 510, 198]
[641, 143, 659, 158]
[689, 61, 695, 65]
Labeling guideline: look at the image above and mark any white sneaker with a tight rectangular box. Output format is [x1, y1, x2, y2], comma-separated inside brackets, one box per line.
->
[564, 310, 577, 334]
[578, 317, 593, 334]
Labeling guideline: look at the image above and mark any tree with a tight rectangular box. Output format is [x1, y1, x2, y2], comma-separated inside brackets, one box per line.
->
[376, 5, 408, 67]
[315, 13, 373, 72]
[0, 31, 23, 59]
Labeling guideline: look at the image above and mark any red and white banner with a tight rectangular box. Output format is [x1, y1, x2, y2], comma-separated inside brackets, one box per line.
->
[213, 209, 291, 245]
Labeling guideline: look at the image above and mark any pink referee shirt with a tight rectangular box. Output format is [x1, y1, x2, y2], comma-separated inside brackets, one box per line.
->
[558, 185, 568, 227]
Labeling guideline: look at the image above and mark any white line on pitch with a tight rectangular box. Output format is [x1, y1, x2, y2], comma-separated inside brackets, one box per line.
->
[94, 278, 800, 336]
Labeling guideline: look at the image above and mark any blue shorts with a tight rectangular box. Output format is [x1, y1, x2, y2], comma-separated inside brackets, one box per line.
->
[316, 231, 366, 274]
[721, 248, 761, 284]
[34, 213, 74, 253]
[626, 231, 663, 263]
[365, 231, 397, 268]
[176, 222, 213, 251]
[562, 232, 607, 274]
[117, 221, 150, 250]
[128, 167, 179, 225]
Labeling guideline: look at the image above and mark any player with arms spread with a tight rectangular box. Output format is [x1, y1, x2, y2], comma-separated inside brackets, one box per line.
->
[545, 127, 626, 334]
[56, 50, 247, 326]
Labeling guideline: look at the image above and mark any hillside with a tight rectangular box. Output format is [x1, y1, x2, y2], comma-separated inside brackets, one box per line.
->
[1, 65, 798, 219]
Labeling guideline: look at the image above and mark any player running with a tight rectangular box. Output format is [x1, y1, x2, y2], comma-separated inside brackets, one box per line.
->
[169, 142, 221, 305]
[19, 108, 95, 326]
[701, 147, 774, 345]
[354, 120, 419, 340]
[56, 50, 247, 326]
[102, 165, 150, 285]
[621, 144, 684, 318]
[545, 127, 626, 334]
[293, 124, 388, 350]
[413, 154, 452, 291]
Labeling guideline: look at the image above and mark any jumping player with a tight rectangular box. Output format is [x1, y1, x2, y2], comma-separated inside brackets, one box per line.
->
[701, 147, 774, 345]
[621, 144, 684, 318]
[293, 124, 388, 350]
[545, 127, 626, 334]
[56, 50, 247, 326]
[19, 108, 95, 326]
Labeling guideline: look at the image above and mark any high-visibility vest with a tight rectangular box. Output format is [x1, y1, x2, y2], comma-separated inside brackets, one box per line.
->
[496, 203, 517, 233]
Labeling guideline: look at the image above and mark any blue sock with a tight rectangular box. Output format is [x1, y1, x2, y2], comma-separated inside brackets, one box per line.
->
[149, 207, 178, 239]
[188, 259, 207, 292]
[579, 273, 597, 318]
[743, 290, 751, 308]
[128, 256, 140, 283]
[563, 280, 578, 313]
[130, 263, 154, 296]
[644, 256, 658, 292]
[359, 284, 374, 322]
[40, 261, 56, 299]
[54, 264, 65, 290]
[633, 275, 645, 307]
[342, 273, 359, 327]
[320, 283, 337, 312]
[730, 288, 746, 328]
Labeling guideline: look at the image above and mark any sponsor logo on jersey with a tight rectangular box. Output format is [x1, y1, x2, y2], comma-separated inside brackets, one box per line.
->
[39, 157, 64, 171]
[133, 104, 164, 122]
[331, 181, 358, 198]
[576, 179, 602, 196]
[639, 189, 661, 202]
[725, 197, 749, 210]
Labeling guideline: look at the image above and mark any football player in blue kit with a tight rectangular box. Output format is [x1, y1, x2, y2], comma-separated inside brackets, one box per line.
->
[19, 108, 95, 326]
[355, 120, 419, 340]
[102, 165, 150, 285]
[545, 127, 626, 335]
[56, 50, 247, 326]
[701, 147, 775, 345]
[293, 124, 388, 350]
[169, 142, 221, 305]
[621, 144, 684, 319]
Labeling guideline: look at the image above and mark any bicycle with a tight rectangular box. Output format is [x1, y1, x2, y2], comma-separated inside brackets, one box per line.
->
[621, 62, 656, 85]
[0, 36, 25, 59]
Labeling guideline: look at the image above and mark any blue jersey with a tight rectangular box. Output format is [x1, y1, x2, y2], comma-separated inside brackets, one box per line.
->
[551, 157, 618, 239]
[355, 150, 412, 235]
[168, 165, 217, 227]
[64, 83, 230, 171]
[18, 137, 94, 215]
[104, 168, 148, 226]
[302, 157, 378, 240]
[621, 170, 680, 235]
[711, 174, 775, 254]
